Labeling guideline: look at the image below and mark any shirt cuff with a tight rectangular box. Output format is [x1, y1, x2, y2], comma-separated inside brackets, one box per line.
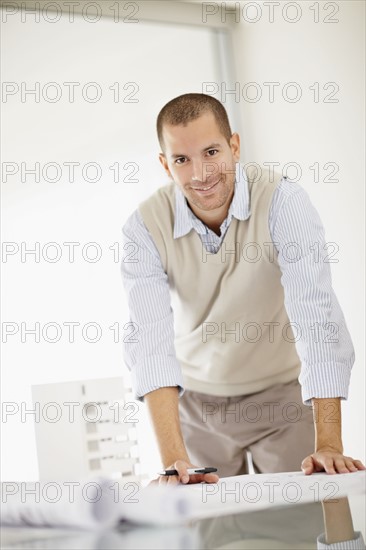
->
[299, 362, 352, 406]
[130, 355, 185, 402]
[317, 531, 365, 549]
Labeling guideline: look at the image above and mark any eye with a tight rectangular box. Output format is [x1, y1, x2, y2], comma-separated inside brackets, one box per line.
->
[175, 157, 187, 165]
[207, 149, 218, 156]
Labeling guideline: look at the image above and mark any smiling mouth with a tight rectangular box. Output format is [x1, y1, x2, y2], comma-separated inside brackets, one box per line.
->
[191, 179, 220, 192]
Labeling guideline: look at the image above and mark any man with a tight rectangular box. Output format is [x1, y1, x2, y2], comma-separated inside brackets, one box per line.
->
[121, 93, 365, 485]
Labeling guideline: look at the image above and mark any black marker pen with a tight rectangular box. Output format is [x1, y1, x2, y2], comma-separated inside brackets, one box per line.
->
[158, 467, 218, 476]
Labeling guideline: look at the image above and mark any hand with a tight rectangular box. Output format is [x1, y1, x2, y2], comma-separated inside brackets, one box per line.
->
[149, 459, 220, 486]
[301, 447, 366, 475]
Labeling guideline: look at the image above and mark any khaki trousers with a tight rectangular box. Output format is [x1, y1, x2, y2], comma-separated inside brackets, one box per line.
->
[178, 379, 315, 478]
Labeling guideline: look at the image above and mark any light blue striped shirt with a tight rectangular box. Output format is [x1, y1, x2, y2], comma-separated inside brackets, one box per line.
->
[120, 162, 355, 405]
[317, 532, 365, 550]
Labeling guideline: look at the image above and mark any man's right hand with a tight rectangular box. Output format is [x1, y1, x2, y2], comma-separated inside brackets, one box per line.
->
[144, 388, 219, 486]
[149, 459, 220, 486]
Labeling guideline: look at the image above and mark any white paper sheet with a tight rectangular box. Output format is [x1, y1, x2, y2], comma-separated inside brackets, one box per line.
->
[177, 470, 366, 520]
[0, 475, 193, 530]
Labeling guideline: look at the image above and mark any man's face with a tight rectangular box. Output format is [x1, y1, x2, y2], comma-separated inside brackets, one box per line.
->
[159, 111, 240, 213]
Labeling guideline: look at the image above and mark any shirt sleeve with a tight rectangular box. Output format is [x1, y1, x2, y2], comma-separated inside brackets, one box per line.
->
[120, 208, 185, 402]
[317, 531, 365, 549]
[269, 178, 355, 406]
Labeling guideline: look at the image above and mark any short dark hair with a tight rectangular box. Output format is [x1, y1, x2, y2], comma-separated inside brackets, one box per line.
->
[156, 93, 232, 152]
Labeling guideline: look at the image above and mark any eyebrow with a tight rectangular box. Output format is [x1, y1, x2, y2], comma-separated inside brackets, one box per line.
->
[170, 143, 222, 159]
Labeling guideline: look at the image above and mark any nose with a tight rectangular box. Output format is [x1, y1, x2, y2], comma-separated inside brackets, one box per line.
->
[191, 159, 219, 183]
[191, 159, 205, 183]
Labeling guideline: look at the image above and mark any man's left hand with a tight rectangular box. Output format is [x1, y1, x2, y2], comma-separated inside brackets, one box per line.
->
[301, 447, 366, 475]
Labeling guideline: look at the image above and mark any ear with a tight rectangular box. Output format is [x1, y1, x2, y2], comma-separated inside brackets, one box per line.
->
[159, 153, 173, 179]
[229, 133, 240, 162]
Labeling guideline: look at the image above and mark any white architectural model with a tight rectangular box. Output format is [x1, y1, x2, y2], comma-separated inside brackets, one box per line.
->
[32, 377, 142, 483]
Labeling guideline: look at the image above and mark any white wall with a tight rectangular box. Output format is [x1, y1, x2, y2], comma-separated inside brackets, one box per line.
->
[1, 6, 222, 481]
[229, 0, 365, 460]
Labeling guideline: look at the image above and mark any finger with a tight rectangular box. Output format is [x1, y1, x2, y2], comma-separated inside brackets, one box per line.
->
[310, 455, 333, 474]
[334, 458, 349, 474]
[174, 461, 190, 484]
[183, 474, 205, 484]
[301, 456, 314, 475]
[321, 457, 336, 475]
[344, 459, 358, 472]
[167, 475, 180, 485]
[178, 472, 189, 484]
[353, 459, 366, 470]
[148, 478, 159, 486]
[203, 473, 219, 483]
[184, 473, 220, 484]
[160, 474, 178, 485]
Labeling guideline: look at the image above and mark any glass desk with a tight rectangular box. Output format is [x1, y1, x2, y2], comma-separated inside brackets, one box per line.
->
[1, 492, 365, 549]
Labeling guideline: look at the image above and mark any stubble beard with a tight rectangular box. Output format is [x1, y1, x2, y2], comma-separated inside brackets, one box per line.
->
[185, 173, 235, 212]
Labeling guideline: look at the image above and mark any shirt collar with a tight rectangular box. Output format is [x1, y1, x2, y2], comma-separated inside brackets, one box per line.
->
[173, 161, 251, 239]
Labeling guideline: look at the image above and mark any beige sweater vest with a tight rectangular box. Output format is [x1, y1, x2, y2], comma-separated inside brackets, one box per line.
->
[139, 165, 301, 396]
